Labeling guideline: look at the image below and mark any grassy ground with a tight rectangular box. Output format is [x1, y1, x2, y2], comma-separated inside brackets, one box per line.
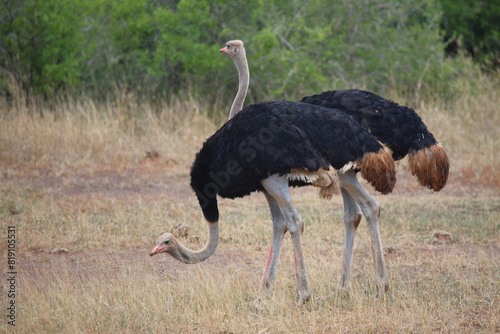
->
[0, 90, 499, 333]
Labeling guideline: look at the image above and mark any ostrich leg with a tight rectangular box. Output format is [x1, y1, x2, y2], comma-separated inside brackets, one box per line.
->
[337, 187, 362, 294]
[261, 175, 311, 303]
[260, 192, 287, 291]
[339, 170, 389, 294]
[259, 185, 365, 295]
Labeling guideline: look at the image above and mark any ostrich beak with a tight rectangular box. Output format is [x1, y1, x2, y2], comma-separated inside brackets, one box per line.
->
[150, 245, 166, 256]
[220, 47, 228, 53]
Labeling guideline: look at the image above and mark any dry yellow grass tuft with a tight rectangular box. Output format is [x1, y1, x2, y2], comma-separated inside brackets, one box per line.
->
[413, 81, 500, 174]
[1, 88, 499, 332]
[0, 94, 216, 169]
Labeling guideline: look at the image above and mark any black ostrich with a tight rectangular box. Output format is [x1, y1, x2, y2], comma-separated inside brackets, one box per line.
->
[218, 40, 450, 295]
[150, 100, 396, 303]
[300, 91, 450, 293]
[300, 89, 450, 191]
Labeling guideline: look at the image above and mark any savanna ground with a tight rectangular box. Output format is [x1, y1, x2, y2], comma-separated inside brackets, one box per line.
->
[1, 89, 499, 333]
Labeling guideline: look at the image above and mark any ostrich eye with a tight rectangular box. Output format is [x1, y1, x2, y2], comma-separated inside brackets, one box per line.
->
[226, 44, 230, 48]
[165, 240, 171, 245]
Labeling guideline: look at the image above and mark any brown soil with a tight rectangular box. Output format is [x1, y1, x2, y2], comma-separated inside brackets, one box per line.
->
[1, 159, 194, 204]
[2, 157, 498, 202]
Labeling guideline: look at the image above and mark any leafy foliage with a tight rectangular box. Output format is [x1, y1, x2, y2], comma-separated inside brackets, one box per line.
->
[440, 0, 500, 69]
[0, 0, 497, 105]
[0, 0, 89, 95]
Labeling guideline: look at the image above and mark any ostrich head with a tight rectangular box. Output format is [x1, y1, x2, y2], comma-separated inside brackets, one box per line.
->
[150, 232, 177, 256]
[149, 223, 219, 264]
[220, 40, 245, 60]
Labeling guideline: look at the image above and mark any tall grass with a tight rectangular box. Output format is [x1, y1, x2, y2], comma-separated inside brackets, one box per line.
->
[1, 69, 499, 172]
[1, 76, 499, 333]
[16, 249, 499, 333]
[0, 92, 216, 169]
[5, 193, 499, 333]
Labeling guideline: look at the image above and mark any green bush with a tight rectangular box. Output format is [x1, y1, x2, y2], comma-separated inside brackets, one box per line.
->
[0, 0, 89, 96]
[0, 0, 497, 106]
[440, 0, 500, 69]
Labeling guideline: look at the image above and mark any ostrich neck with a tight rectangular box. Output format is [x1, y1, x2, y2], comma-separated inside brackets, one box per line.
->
[170, 223, 219, 264]
[228, 54, 249, 119]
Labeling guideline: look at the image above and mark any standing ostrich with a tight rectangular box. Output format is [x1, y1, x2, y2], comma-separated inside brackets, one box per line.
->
[150, 99, 396, 302]
[220, 40, 449, 294]
[299, 90, 450, 191]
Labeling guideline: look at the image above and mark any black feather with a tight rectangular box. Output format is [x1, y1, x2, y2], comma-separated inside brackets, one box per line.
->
[300, 90, 438, 160]
[190, 101, 383, 222]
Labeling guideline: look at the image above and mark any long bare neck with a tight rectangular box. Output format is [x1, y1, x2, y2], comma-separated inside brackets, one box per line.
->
[169, 223, 219, 264]
[229, 50, 249, 119]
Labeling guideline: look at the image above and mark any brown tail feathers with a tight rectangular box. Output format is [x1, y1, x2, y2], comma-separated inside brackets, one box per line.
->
[408, 144, 449, 192]
[357, 148, 396, 195]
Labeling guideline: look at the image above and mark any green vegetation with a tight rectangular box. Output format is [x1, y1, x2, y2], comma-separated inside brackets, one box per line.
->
[440, 0, 500, 69]
[1, 0, 498, 106]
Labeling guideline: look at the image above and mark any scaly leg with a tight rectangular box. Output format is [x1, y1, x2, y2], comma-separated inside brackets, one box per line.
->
[337, 187, 362, 294]
[261, 175, 311, 303]
[260, 191, 287, 291]
[339, 170, 389, 295]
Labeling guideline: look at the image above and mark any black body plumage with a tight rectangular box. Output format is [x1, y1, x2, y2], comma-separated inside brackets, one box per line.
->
[300, 90, 437, 160]
[190, 101, 383, 223]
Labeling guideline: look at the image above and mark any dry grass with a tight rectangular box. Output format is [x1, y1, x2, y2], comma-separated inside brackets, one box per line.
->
[415, 88, 500, 172]
[0, 94, 215, 169]
[1, 87, 499, 333]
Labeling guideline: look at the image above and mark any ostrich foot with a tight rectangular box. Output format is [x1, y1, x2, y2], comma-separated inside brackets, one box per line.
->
[316, 293, 335, 303]
[376, 281, 390, 300]
[336, 275, 352, 299]
[296, 290, 311, 304]
[335, 286, 351, 299]
[248, 297, 265, 314]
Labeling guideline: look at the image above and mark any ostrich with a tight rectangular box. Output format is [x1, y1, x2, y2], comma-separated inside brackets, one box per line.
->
[220, 40, 449, 294]
[150, 99, 396, 303]
[299, 90, 450, 191]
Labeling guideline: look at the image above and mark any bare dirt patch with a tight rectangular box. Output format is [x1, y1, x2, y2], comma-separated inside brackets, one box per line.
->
[1, 158, 194, 204]
[3, 159, 498, 204]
